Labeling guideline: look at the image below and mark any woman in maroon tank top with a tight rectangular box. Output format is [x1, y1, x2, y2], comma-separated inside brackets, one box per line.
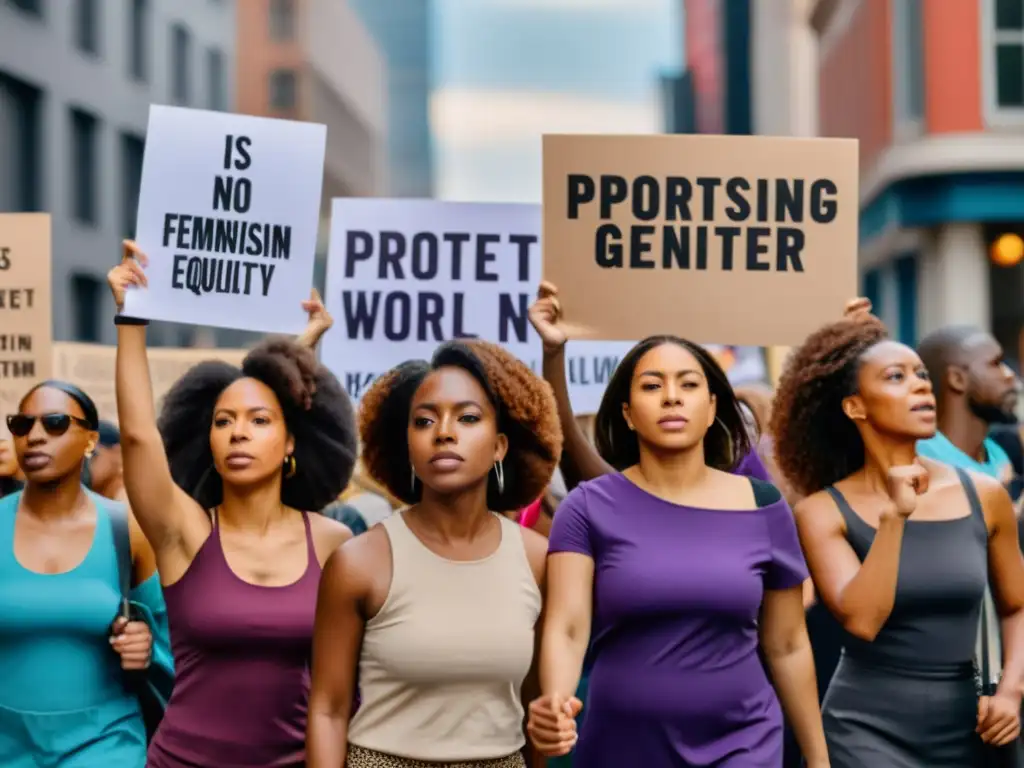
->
[107, 243, 358, 767]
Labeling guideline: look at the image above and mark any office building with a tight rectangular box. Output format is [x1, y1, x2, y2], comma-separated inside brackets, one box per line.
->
[0, 0, 237, 345]
[350, 0, 434, 198]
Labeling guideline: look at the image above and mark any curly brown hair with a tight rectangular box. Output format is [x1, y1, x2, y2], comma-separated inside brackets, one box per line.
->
[359, 340, 563, 511]
[770, 316, 889, 496]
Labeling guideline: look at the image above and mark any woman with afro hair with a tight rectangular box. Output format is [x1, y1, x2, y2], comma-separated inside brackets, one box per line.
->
[771, 312, 1024, 766]
[107, 242, 358, 768]
[307, 339, 562, 768]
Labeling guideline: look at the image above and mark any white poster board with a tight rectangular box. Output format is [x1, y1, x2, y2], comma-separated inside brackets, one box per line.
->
[322, 199, 662, 413]
[124, 105, 326, 333]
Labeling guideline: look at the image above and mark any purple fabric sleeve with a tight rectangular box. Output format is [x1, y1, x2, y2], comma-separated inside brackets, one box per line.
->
[763, 500, 809, 590]
[547, 487, 593, 558]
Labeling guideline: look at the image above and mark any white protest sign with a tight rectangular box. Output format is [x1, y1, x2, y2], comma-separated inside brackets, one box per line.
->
[124, 105, 326, 333]
[321, 199, 767, 414]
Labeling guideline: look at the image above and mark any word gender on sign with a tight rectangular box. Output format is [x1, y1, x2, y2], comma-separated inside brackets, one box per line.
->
[163, 135, 291, 298]
[568, 175, 839, 272]
[341, 230, 539, 344]
[0, 246, 39, 380]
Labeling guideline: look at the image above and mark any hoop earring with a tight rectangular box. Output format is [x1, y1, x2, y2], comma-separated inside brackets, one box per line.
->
[493, 460, 505, 495]
[410, 463, 417, 494]
[283, 454, 297, 479]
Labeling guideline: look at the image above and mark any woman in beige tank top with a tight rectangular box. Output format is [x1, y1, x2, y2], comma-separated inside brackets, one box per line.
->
[307, 340, 563, 768]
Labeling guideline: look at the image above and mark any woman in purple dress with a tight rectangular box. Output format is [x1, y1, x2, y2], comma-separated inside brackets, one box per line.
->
[526, 325, 829, 766]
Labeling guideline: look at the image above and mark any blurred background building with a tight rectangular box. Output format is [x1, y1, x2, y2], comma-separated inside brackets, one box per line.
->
[673, 0, 1024, 364]
[815, 0, 1024, 361]
[351, 0, 435, 198]
[0, 0, 236, 346]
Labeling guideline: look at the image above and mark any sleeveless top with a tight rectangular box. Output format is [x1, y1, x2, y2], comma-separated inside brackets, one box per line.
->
[147, 511, 321, 768]
[825, 472, 988, 675]
[347, 512, 542, 762]
[0, 489, 146, 768]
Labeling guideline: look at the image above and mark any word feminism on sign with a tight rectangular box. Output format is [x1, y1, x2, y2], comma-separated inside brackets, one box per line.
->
[341, 230, 539, 344]
[568, 174, 839, 272]
[163, 135, 292, 298]
[0, 245, 38, 380]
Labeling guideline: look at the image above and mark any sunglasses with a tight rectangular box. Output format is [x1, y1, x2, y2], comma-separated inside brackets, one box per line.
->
[6, 413, 92, 438]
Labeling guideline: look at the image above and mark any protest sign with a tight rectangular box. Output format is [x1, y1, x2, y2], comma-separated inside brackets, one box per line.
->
[52, 342, 247, 424]
[321, 199, 639, 412]
[0, 214, 53, 437]
[320, 199, 767, 413]
[124, 105, 326, 334]
[542, 134, 859, 345]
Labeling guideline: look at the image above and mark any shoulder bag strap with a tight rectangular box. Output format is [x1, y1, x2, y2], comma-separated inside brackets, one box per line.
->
[959, 469, 1003, 687]
[103, 493, 133, 619]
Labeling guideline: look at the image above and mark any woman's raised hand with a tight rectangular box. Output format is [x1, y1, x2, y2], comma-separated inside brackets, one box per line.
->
[107, 240, 149, 312]
[528, 281, 567, 354]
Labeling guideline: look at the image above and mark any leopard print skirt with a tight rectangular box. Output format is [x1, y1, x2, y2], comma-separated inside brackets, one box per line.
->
[346, 744, 526, 768]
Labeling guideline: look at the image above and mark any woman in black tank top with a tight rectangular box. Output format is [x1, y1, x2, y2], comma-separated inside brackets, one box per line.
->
[770, 315, 1024, 766]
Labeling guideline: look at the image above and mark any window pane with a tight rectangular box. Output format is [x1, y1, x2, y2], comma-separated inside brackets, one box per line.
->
[269, 70, 296, 110]
[171, 24, 191, 105]
[74, 0, 99, 55]
[269, 0, 295, 41]
[996, 0, 1024, 31]
[997, 43, 1024, 107]
[70, 108, 99, 225]
[71, 274, 101, 342]
[206, 48, 225, 110]
[129, 0, 149, 81]
[120, 132, 145, 238]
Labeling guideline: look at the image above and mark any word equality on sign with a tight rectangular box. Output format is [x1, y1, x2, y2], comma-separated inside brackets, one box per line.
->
[567, 174, 838, 273]
[127, 106, 325, 333]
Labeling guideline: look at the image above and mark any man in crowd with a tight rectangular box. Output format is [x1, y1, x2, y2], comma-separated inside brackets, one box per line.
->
[916, 325, 1020, 484]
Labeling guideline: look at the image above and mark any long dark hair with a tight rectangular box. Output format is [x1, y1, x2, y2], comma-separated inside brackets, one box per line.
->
[594, 335, 751, 472]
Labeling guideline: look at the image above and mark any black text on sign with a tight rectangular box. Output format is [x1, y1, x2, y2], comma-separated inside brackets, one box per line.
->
[567, 174, 839, 272]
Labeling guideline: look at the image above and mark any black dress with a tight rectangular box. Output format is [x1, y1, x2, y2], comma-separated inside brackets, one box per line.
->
[821, 471, 988, 766]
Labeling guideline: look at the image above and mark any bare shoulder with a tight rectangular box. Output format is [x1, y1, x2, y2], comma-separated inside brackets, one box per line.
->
[308, 512, 354, 566]
[793, 489, 844, 533]
[517, 524, 548, 587]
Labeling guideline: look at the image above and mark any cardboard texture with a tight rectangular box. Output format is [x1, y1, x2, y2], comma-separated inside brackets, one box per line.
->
[542, 134, 859, 346]
[0, 214, 53, 437]
[51, 342, 247, 425]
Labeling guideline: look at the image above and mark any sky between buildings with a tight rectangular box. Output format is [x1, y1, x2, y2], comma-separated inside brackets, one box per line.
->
[431, 0, 683, 203]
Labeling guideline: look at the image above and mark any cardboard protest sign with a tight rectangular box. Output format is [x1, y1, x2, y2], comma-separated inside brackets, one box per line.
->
[124, 105, 326, 334]
[0, 214, 53, 436]
[321, 198, 637, 412]
[52, 342, 247, 424]
[542, 134, 859, 345]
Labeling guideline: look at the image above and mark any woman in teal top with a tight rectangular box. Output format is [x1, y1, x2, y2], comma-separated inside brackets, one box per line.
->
[0, 380, 171, 768]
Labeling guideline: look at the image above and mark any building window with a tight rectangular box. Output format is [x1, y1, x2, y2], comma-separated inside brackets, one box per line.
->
[73, 0, 100, 55]
[71, 274, 102, 342]
[269, 0, 295, 41]
[206, 47, 226, 111]
[120, 132, 145, 238]
[269, 69, 297, 111]
[128, 0, 148, 81]
[0, 72, 43, 212]
[69, 107, 99, 225]
[986, 0, 1024, 121]
[170, 23, 191, 105]
[891, 0, 924, 136]
[9, 0, 43, 16]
